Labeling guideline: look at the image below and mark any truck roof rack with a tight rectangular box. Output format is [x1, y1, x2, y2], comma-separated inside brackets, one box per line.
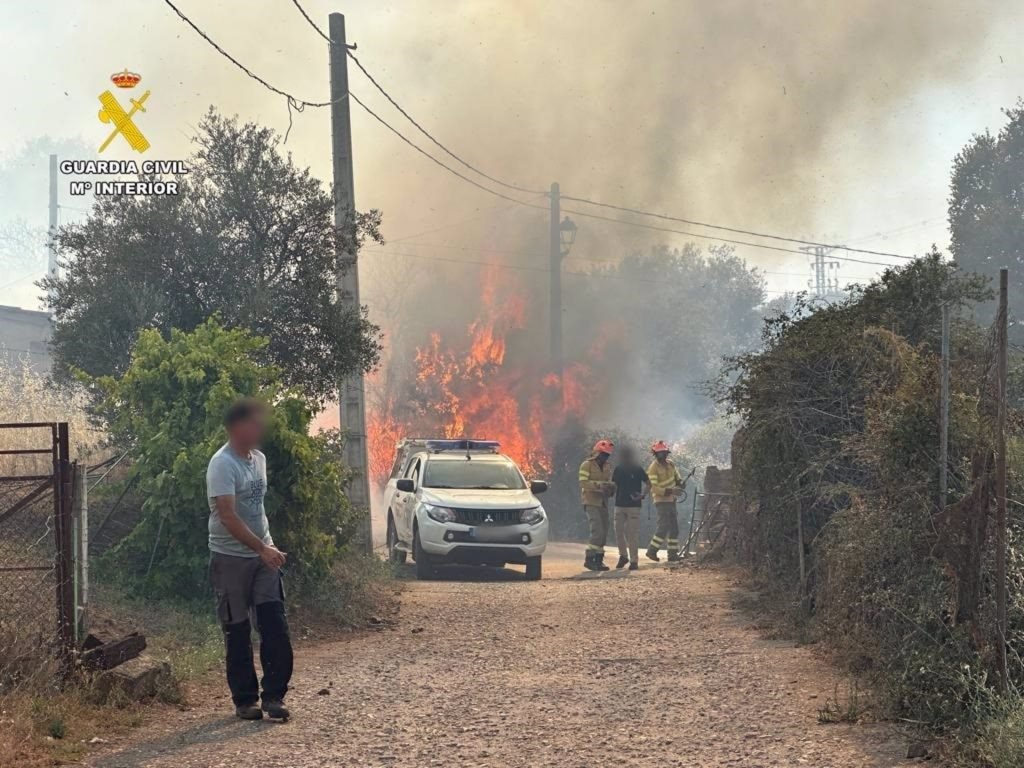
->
[426, 439, 499, 453]
[388, 438, 501, 479]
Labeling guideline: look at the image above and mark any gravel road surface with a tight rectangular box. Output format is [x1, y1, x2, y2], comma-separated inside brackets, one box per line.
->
[89, 544, 917, 767]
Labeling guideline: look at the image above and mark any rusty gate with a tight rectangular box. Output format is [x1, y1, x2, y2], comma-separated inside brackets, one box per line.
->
[0, 422, 75, 688]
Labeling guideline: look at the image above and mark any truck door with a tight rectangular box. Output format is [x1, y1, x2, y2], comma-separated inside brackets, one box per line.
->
[396, 456, 422, 542]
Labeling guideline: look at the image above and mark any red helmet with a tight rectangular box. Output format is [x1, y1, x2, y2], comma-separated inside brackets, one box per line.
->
[651, 440, 670, 454]
[592, 439, 614, 455]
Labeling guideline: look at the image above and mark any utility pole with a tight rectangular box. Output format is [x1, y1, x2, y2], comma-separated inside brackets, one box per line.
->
[995, 267, 1009, 692]
[329, 12, 372, 552]
[549, 182, 562, 372]
[939, 302, 950, 509]
[48, 154, 58, 279]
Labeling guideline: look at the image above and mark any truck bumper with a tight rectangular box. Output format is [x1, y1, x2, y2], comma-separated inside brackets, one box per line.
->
[418, 515, 548, 564]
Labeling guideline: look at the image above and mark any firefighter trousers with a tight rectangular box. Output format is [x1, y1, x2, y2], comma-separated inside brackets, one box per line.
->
[649, 501, 680, 554]
[584, 504, 609, 553]
[614, 506, 641, 563]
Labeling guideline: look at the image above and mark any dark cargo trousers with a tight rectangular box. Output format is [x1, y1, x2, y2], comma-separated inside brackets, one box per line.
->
[210, 552, 293, 707]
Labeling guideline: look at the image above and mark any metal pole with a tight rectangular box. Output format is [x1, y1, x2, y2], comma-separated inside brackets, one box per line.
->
[939, 302, 950, 508]
[48, 154, 58, 279]
[995, 267, 1009, 692]
[74, 464, 88, 642]
[54, 423, 74, 675]
[329, 12, 372, 551]
[685, 490, 698, 557]
[549, 182, 562, 372]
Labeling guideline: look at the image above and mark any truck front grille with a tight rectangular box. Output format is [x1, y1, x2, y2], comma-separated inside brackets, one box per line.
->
[453, 508, 522, 526]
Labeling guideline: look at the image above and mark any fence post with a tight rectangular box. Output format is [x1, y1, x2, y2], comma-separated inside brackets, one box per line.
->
[53, 422, 74, 678]
[995, 268, 1009, 693]
[73, 463, 88, 642]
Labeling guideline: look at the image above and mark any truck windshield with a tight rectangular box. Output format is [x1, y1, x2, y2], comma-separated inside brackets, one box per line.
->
[422, 459, 527, 490]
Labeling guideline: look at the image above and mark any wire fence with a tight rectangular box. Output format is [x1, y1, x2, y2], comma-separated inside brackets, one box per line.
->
[0, 422, 75, 693]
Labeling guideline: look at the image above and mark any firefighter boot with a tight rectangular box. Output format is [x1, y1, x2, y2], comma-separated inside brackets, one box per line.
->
[667, 550, 682, 563]
[583, 551, 601, 571]
[646, 546, 660, 562]
[616, 555, 629, 569]
[595, 552, 610, 571]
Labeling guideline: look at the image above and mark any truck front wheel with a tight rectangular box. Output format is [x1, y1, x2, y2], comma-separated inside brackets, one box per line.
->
[525, 556, 542, 581]
[413, 527, 433, 580]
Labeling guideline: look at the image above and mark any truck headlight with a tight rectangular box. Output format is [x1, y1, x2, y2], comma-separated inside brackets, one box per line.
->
[520, 506, 545, 525]
[422, 503, 458, 523]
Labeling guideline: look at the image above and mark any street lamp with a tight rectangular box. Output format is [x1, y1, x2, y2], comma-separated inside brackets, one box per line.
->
[559, 216, 577, 256]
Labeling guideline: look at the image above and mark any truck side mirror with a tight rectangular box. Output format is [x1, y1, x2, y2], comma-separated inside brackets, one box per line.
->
[530, 480, 548, 495]
[396, 478, 415, 493]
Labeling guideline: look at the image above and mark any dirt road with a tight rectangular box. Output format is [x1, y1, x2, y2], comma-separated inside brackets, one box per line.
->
[90, 545, 915, 767]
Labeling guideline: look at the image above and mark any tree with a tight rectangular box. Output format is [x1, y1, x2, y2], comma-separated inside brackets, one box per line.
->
[89, 318, 359, 598]
[949, 101, 1024, 330]
[42, 109, 382, 405]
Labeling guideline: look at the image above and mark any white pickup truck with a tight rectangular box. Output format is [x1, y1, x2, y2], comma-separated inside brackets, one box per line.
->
[382, 439, 550, 580]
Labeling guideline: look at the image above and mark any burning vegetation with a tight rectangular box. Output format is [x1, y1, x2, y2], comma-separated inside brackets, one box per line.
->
[366, 265, 605, 485]
[364, 244, 766, 489]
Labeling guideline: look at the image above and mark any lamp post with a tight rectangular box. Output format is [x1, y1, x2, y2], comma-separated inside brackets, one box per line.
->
[560, 215, 578, 255]
[549, 181, 578, 374]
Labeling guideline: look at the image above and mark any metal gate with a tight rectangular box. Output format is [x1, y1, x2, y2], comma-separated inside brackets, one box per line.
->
[0, 422, 75, 689]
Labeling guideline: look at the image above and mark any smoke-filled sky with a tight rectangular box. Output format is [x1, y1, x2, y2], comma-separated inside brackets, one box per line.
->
[1, 0, 1023, 312]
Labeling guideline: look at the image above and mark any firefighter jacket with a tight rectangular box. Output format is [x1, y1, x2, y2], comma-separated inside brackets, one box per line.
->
[578, 456, 614, 507]
[647, 459, 683, 502]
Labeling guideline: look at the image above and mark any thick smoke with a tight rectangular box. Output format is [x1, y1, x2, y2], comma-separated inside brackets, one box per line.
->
[344, 0, 1007, 450]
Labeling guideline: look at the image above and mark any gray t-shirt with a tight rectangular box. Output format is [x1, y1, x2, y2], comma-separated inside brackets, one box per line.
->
[206, 443, 273, 557]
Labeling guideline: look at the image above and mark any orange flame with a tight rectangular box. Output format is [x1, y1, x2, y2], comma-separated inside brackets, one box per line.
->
[366, 263, 603, 486]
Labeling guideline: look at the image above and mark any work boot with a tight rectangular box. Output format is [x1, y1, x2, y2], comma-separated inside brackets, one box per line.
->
[235, 703, 263, 721]
[667, 550, 682, 563]
[646, 546, 660, 562]
[595, 552, 610, 571]
[262, 698, 290, 720]
[583, 551, 601, 571]
[615, 555, 629, 569]
[629, 561, 639, 571]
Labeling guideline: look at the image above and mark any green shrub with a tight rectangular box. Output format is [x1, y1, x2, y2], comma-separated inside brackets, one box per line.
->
[88, 318, 359, 598]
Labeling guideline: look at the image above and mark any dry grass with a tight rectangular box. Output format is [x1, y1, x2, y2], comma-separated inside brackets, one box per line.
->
[0, 362, 105, 473]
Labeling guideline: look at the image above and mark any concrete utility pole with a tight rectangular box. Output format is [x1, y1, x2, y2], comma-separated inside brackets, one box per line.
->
[329, 12, 372, 551]
[549, 182, 562, 372]
[939, 302, 950, 509]
[48, 154, 58, 279]
[995, 267, 1009, 692]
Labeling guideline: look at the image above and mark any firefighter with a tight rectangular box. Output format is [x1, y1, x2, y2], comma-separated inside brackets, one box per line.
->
[646, 440, 685, 562]
[579, 439, 616, 571]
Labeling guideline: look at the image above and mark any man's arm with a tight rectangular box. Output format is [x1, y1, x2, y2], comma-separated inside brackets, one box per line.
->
[213, 495, 286, 569]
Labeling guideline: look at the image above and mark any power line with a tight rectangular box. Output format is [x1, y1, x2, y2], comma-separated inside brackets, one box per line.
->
[176, 1, 916, 267]
[161, 0, 338, 109]
[289, 0, 332, 43]
[288, 0, 542, 196]
[346, 51, 545, 196]
[348, 91, 548, 210]
[351, 94, 898, 266]
[555, 205, 899, 266]
[560, 194, 915, 260]
[298, 12, 913, 260]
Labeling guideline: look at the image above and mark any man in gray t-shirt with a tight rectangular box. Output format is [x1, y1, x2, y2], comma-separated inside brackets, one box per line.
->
[207, 442, 272, 557]
[205, 397, 293, 721]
